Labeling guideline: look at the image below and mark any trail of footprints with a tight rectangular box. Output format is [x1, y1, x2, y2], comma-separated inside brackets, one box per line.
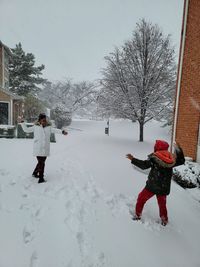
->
[19, 161, 111, 267]
[3, 163, 139, 266]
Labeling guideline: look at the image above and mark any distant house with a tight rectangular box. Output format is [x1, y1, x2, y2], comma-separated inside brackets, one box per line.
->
[172, 0, 200, 162]
[0, 41, 24, 125]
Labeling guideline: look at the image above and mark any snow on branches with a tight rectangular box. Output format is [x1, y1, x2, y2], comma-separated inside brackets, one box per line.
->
[40, 79, 97, 127]
[98, 19, 176, 141]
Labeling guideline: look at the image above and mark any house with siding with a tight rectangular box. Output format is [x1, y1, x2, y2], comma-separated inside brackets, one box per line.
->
[172, 0, 200, 162]
[0, 41, 24, 125]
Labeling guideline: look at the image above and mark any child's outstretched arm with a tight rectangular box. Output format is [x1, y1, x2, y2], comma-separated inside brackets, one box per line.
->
[20, 122, 34, 133]
[126, 154, 152, 170]
[51, 127, 68, 135]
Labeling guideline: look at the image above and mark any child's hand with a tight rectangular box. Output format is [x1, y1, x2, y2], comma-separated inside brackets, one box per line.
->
[126, 154, 134, 161]
[62, 130, 68, 136]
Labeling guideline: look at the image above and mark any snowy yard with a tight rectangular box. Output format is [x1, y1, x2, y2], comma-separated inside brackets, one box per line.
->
[0, 120, 200, 267]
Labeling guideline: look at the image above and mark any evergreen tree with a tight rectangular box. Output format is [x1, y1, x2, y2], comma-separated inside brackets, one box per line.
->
[9, 43, 45, 96]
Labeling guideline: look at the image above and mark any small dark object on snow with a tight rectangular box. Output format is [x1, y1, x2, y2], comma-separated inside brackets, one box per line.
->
[105, 127, 109, 135]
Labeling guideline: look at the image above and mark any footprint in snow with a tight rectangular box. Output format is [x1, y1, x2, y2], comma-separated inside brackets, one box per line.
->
[0, 203, 12, 213]
[0, 184, 3, 192]
[0, 169, 9, 176]
[23, 224, 36, 244]
[105, 194, 135, 217]
[32, 206, 48, 221]
[96, 252, 107, 267]
[22, 193, 28, 198]
[55, 185, 69, 198]
[9, 179, 17, 186]
[30, 251, 39, 267]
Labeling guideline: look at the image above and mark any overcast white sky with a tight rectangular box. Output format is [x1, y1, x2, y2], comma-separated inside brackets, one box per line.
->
[0, 0, 184, 82]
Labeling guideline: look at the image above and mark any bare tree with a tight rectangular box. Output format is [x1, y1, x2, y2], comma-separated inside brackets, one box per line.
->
[40, 79, 97, 127]
[99, 19, 176, 141]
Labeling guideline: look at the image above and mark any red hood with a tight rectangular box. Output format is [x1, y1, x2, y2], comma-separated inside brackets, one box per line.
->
[154, 140, 169, 152]
[154, 150, 175, 164]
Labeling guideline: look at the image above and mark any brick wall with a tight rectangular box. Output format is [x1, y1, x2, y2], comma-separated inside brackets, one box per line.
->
[174, 0, 200, 160]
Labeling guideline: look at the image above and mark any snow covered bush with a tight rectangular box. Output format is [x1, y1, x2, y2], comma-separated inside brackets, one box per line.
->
[173, 161, 200, 189]
[51, 103, 72, 129]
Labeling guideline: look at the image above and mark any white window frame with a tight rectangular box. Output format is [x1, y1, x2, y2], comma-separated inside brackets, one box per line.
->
[0, 101, 11, 125]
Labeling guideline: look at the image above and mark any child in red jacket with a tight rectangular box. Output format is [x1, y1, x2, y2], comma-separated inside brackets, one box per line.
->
[126, 140, 185, 226]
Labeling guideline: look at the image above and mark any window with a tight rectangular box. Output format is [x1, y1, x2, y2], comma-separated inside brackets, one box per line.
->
[0, 102, 9, 125]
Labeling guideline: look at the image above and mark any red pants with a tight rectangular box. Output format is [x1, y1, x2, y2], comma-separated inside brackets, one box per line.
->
[135, 188, 168, 222]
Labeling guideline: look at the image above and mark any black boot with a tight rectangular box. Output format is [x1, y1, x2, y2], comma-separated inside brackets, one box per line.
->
[38, 177, 46, 183]
[132, 214, 141, 221]
[161, 220, 168, 226]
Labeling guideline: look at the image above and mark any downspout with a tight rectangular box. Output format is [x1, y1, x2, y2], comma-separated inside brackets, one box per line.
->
[172, 0, 189, 145]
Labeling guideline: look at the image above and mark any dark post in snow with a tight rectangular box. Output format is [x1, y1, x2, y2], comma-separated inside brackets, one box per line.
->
[105, 119, 110, 136]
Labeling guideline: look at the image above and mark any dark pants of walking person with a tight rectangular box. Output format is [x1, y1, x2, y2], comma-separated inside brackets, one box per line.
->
[33, 156, 47, 181]
[135, 188, 168, 224]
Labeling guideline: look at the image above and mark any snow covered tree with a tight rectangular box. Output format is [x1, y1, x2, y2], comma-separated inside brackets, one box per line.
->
[24, 94, 46, 122]
[9, 43, 46, 96]
[51, 103, 72, 128]
[99, 19, 176, 141]
[40, 79, 97, 127]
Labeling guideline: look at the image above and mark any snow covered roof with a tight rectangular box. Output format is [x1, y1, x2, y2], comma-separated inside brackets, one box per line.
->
[0, 40, 12, 56]
[0, 87, 24, 101]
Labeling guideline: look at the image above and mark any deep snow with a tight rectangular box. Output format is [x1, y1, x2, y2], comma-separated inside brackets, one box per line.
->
[0, 120, 200, 267]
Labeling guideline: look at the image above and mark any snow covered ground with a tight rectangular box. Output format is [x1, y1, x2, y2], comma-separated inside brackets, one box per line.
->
[0, 120, 200, 267]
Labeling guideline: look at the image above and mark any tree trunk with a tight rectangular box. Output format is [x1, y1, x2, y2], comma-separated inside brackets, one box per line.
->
[139, 122, 144, 142]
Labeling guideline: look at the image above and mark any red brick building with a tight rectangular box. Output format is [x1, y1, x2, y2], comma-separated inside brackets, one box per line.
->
[173, 0, 200, 162]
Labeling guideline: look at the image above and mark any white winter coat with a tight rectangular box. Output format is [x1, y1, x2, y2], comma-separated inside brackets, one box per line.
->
[21, 122, 62, 157]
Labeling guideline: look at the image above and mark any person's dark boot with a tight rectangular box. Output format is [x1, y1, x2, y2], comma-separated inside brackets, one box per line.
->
[161, 220, 168, 226]
[38, 177, 46, 183]
[132, 214, 141, 221]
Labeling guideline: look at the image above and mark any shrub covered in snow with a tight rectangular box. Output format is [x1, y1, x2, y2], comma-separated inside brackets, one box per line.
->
[173, 161, 200, 189]
[51, 103, 72, 129]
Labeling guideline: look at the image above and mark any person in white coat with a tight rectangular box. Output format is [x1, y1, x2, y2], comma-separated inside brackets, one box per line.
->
[20, 113, 68, 183]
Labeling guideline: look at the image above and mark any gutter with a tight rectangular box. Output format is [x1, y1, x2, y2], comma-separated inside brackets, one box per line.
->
[172, 0, 189, 145]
